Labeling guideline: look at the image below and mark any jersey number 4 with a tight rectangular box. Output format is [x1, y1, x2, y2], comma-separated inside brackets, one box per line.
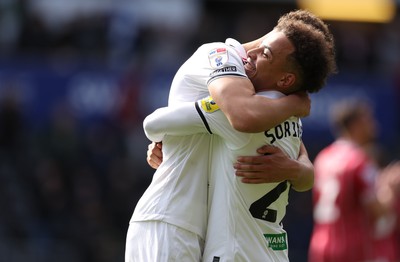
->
[249, 181, 288, 223]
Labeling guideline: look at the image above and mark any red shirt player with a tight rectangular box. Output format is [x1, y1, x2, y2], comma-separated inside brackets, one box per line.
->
[308, 99, 400, 262]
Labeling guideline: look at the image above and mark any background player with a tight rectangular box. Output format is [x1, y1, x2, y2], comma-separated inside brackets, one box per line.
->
[308, 98, 400, 262]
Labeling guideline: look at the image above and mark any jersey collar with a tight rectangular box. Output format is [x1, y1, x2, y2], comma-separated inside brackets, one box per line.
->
[225, 38, 247, 60]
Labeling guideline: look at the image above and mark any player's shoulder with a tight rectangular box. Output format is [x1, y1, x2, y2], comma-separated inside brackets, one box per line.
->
[197, 41, 238, 55]
[197, 41, 226, 51]
[316, 140, 369, 167]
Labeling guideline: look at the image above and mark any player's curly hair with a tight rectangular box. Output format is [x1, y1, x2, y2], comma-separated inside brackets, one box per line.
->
[275, 10, 337, 93]
[279, 9, 335, 47]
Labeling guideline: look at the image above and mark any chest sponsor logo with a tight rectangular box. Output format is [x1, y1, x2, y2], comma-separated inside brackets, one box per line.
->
[264, 233, 288, 251]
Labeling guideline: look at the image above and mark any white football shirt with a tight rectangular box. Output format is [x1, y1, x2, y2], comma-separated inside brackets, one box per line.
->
[131, 38, 248, 240]
[143, 93, 302, 261]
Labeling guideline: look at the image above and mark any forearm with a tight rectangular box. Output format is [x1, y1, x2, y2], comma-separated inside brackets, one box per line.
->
[209, 77, 304, 133]
[234, 144, 314, 186]
[143, 103, 205, 141]
[288, 143, 314, 192]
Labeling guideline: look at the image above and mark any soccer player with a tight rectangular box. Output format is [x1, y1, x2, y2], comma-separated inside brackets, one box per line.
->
[142, 14, 336, 260]
[126, 10, 336, 261]
[308, 98, 400, 262]
[144, 92, 304, 261]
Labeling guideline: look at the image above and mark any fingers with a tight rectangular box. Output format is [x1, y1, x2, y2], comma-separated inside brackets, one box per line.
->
[236, 145, 281, 165]
[239, 177, 267, 184]
[147, 158, 160, 169]
[146, 142, 163, 169]
[256, 144, 281, 155]
[236, 171, 285, 184]
[235, 156, 272, 167]
[234, 162, 268, 171]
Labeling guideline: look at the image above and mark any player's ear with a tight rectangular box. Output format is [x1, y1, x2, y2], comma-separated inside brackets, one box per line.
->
[277, 73, 295, 88]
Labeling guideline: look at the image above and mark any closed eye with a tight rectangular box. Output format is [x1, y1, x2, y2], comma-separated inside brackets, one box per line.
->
[263, 46, 273, 60]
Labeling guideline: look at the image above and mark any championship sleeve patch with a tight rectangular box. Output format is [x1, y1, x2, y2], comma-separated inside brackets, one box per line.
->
[208, 47, 228, 68]
[210, 66, 237, 77]
[200, 96, 220, 113]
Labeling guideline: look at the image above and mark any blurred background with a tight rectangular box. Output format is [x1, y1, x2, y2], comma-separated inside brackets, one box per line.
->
[0, 0, 399, 261]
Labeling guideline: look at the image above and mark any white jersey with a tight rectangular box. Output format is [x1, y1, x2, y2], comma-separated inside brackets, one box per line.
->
[168, 38, 247, 104]
[131, 38, 248, 240]
[143, 93, 302, 261]
[200, 94, 302, 262]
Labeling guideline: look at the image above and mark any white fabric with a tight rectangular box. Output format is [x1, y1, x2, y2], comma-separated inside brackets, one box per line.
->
[144, 91, 302, 261]
[125, 221, 203, 262]
[168, 39, 247, 104]
[126, 38, 247, 261]
[201, 91, 302, 261]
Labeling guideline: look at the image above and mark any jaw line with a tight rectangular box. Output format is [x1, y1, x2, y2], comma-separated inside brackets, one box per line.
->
[245, 63, 256, 78]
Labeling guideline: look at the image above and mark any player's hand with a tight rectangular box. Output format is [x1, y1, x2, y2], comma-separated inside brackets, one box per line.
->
[289, 91, 311, 118]
[147, 142, 163, 169]
[234, 145, 295, 184]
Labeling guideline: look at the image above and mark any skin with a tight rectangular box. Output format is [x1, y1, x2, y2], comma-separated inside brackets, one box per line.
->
[146, 30, 314, 191]
[208, 30, 309, 133]
[208, 30, 313, 191]
[147, 142, 163, 169]
[235, 143, 314, 191]
[147, 142, 314, 191]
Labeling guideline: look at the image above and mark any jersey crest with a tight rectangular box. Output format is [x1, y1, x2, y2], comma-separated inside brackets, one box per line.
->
[200, 96, 220, 113]
[208, 47, 228, 68]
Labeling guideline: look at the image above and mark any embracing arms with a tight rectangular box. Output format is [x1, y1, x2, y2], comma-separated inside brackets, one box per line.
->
[208, 77, 310, 133]
[144, 97, 314, 190]
[147, 141, 314, 190]
[143, 102, 205, 142]
[235, 142, 314, 191]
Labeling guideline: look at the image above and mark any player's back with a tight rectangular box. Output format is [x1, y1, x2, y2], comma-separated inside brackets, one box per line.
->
[169, 42, 225, 104]
[132, 42, 226, 240]
[168, 38, 246, 104]
[131, 38, 251, 260]
[200, 91, 302, 261]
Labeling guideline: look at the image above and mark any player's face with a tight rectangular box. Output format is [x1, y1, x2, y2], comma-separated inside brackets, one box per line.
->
[244, 29, 295, 92]
[356, 107, 379, 144]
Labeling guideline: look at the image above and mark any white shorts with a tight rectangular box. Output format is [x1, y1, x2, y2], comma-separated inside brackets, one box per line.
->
[125, 220, 204, 262]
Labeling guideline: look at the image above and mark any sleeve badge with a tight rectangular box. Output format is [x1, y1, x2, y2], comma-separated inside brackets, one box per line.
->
[200, 96, 220, 113]
[208, 47, 229, 69]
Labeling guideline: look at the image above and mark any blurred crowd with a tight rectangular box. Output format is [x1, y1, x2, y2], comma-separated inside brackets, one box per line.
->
[0, 0, 400, 261]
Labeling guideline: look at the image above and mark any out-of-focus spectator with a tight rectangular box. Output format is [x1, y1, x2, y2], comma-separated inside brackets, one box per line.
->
[308, 98, 400, 262]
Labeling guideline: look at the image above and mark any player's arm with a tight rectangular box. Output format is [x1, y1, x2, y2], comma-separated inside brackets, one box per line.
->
[143, 102, 210, 142]
[144, 99, 221, 170]
[208, 77, 310, 133]
[287, 142, 314, 191]
[235, 142, 314, 191]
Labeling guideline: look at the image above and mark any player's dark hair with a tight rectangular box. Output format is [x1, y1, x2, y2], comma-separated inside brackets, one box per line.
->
[275, 10, 337, 93]
[330, 99, 371, 134]
[279, 9, 334, 46]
